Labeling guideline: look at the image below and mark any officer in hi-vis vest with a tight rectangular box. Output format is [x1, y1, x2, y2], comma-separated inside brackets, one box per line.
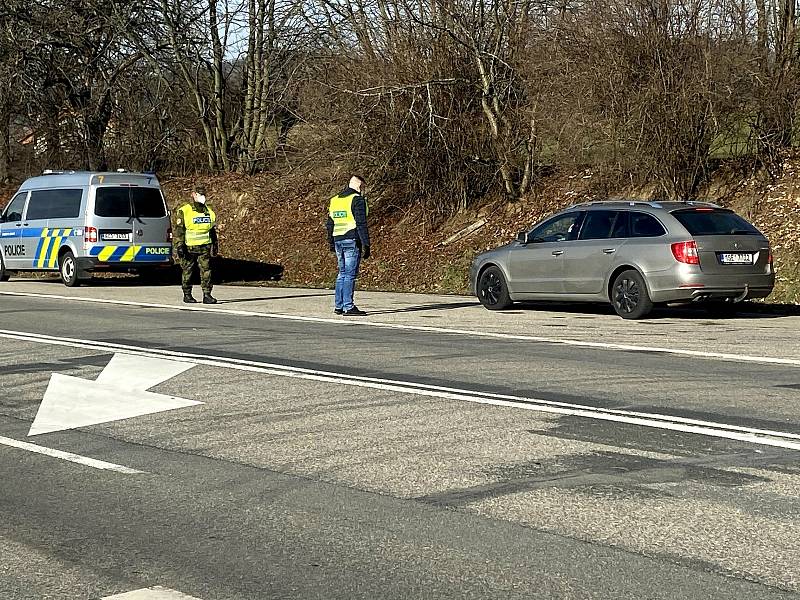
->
[326, 175, 370, 315]
[174, 185, 218, 304]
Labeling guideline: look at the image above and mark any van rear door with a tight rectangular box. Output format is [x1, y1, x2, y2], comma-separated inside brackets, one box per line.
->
[91, 185, 170, 263]
[93, 186, 135, 258]
[130, 187, 170, 247]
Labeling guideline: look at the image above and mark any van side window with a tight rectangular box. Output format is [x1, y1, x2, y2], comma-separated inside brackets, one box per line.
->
[630, 212, 666, 237]
[3, 193, 27, 222]
[26, 189, 83, 221]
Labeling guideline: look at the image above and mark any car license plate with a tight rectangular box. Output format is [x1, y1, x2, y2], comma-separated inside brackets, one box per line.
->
[101, 232, 131, 241]
[719, 252, 753, 265]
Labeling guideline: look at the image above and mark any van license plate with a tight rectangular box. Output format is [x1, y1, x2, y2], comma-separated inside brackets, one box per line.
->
[101, 232, 131, 241]
[719, 253, 753, 265]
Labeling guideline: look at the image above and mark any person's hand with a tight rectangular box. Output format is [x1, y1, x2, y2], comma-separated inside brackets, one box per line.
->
[362, 245, 371, 260]
[176, 244, 187, 259]
[211, 243, 219, 257]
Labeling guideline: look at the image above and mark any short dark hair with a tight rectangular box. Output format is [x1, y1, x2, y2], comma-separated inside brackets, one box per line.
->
[193, 185, 206, 195]
[351, 175, 365, 185]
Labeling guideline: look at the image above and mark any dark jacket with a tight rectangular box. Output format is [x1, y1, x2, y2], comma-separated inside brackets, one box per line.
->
[326, 187, 370, 248]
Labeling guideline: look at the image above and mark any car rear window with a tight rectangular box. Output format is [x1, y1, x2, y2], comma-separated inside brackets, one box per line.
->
[672, 209, 761, 236]
[131, 188, 166, 218]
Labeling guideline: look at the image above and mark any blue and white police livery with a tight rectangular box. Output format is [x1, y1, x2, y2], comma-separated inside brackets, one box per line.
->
[0, 171, 173, 286]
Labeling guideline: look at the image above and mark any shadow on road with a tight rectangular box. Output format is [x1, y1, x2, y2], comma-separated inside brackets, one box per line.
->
[221, 292, 332, 304]
[507, 300, 800, 320]
[367, 301, 478, 315]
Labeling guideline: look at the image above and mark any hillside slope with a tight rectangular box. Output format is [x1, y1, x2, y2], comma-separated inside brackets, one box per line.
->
[2, 161, 799, 303]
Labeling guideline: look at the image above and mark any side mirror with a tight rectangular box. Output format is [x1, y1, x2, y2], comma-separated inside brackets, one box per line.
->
[516, 231, 528, 244]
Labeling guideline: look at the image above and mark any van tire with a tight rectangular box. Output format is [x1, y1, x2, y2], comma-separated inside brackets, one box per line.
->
[0, 253, 9, 282]
[59, 250, 79, 287]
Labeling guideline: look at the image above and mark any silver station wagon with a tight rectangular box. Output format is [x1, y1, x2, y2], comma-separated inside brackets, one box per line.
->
[470, 201, 775, 319]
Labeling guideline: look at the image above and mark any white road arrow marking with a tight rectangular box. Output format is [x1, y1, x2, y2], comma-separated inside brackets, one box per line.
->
[28, 354, 202, 437]
[103, 586, 203, 599]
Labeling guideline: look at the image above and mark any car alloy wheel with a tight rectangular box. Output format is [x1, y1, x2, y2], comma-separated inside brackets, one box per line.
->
[611, 269, 653, 319]
[614, 277, 640, 314]
[478, 266, 512, 310]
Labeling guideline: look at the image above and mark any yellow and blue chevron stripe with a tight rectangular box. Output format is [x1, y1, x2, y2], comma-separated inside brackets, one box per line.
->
[33, 228, 76, 269]
[89, 245, 172, 263]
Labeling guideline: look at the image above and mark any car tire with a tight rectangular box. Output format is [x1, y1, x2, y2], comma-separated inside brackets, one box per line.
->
[611, 269, 653, 319]
[0, 253, 9, 282]
[59, 250, 80, 287]
[477, 265, 513, 310]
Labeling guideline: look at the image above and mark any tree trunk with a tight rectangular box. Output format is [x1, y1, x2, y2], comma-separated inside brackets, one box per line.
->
[0, 107, 10, 183]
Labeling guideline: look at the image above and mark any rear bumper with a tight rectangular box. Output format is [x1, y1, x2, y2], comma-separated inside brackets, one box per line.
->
[78, 256, 174, 276]
[647, 266, 775, 303]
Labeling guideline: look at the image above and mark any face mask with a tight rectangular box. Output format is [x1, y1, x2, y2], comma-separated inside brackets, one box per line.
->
[195, 195, 206, 204]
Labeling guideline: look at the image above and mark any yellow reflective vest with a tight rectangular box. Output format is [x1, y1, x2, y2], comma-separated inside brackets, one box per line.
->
[328, 193, 368, 237]
[179, 203, 216, 247]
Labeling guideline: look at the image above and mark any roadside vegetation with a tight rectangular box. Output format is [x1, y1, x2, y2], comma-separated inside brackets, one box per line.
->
[1, 0, 799, 302]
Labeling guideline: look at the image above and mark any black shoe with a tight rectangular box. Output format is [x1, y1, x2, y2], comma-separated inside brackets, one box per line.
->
[343, 306, 367, 316]
[334, 308, 343, 315]
[183, 293, 197, 304]
[203, 293, 218, 304]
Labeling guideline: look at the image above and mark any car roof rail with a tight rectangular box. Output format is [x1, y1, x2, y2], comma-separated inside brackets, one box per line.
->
[682, 199, 721, 208]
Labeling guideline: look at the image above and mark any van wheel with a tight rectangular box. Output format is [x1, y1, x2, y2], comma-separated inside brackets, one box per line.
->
[478, 266, 513, 310]
[0, 253, 9, 282]
[612, 269, 653, 319]
[59, 251, 79, 287]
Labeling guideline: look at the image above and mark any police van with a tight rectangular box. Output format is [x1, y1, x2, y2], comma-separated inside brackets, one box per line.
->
[0, 171, 173, 286]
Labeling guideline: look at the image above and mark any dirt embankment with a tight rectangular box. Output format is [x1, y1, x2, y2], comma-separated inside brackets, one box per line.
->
[3, 162, 800, 302]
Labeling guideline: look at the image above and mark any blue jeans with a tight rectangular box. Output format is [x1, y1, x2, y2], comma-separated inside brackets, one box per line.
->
[335, 239, 361, 311]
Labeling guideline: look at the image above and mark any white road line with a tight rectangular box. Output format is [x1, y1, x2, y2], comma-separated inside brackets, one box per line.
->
[103, 586, 202, 599]
[0, 435, 144, 474]
[2, 328, 799, 451]
[1, 289, 798, 367]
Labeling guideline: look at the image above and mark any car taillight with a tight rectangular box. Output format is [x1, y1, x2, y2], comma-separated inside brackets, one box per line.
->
[85, 227, 98, 243]
[768, 250, 773, 265]
[671, 241, 699, 265]
[167, 227, 173, 242]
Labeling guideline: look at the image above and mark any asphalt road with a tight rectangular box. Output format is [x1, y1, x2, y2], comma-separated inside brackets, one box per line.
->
[0, 280, 798, 599]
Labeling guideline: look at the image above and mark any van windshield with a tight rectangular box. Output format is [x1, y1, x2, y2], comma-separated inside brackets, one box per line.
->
[672, 209, 761, 236]
[94, 187, 166, 218]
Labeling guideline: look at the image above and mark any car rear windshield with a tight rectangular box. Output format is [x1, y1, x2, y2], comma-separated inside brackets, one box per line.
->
[672, 209, 761, 236]
[95, 187, 166, 218]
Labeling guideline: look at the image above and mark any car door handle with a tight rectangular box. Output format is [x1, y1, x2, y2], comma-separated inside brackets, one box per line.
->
[552, 250, 564, 256]
[602, 248, 616, 254]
